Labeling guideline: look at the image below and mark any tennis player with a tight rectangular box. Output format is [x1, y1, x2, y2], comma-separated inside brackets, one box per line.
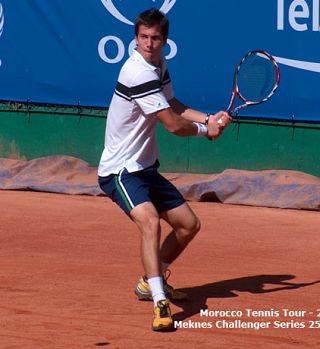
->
[98, 8, 231, 331]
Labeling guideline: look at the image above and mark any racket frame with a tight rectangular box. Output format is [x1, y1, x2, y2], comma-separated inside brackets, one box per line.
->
[227, 50, 280, 116]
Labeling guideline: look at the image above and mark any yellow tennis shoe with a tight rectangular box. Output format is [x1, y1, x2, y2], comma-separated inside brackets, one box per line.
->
[152, 299, 174, 332]
[134, 271, 187, 301]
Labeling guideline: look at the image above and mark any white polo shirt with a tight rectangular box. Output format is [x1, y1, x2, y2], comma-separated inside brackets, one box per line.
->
[98, 50, 174, 176]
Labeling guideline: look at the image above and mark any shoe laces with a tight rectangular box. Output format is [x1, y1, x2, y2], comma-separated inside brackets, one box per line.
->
[158, 300, 170, 317]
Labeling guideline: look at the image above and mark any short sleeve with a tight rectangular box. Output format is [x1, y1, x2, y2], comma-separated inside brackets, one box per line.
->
[132, 69, 170, 115]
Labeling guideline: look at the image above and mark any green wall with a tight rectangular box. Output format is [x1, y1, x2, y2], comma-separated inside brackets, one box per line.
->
[158, 122, 320, 175]
[0, 105, 106, 166]
[0, 104, 319, 176]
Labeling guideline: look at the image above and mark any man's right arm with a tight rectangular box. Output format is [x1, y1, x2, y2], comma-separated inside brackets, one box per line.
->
[156, 108, 198, 136]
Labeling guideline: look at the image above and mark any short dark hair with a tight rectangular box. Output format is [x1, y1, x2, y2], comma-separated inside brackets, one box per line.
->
[134, 8, 169, 40]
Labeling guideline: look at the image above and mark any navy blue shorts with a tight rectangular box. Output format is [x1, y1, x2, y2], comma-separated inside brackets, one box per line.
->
[98, 161, 186, 216]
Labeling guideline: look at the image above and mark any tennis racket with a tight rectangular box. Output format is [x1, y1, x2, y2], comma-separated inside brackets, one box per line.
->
[226, 50, 280, 117]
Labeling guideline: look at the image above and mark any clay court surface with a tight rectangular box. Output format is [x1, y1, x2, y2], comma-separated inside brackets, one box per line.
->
[1, 190, 319, 349]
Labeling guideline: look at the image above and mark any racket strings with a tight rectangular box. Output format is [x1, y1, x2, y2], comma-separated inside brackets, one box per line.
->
[236, 54, 277, 103]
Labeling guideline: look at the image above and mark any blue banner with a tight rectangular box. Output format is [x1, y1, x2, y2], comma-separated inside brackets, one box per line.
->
[0, 1, 319, 122]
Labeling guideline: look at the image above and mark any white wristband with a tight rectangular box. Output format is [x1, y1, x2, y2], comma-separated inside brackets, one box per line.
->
[193, 122, 208, 137]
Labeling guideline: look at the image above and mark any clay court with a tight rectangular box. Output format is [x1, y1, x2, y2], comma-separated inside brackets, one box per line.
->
[1, 189, 319, 349]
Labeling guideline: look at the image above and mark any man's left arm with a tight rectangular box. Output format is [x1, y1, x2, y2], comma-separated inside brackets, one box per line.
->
[169, 97, 232, 128]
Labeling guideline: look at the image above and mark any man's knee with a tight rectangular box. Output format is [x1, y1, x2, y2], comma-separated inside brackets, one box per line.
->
[193, 216, 201, 234]
[141, 215, 161, 238]
[131, 202, 161, 238]
[178, 215, 201, 241]
[189, 216, 201, 237]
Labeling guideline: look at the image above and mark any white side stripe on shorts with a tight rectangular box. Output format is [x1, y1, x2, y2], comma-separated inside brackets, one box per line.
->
[118, 168, 135, 209]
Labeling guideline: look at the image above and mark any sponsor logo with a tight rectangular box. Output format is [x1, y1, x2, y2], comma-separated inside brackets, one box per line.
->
[274, 56, 320, 73]
[276, 0, 320, 73]
[100, 0, 176, 26]
[277, 0, 320, 32]
[98, 0, 177, 64]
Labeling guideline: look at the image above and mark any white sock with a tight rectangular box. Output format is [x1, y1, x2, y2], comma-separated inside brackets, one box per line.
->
[161, 262, 170, 274]
[147, 276, 166, 306]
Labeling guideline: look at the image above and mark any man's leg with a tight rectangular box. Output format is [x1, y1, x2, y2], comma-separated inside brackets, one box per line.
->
[135, 202, 200, 303]
[99, 169, 174, 331]
[130, 202, 162, 278]
[160, 202, 201, 265]
[134, 175, 201, 302]
[130, 202, 174, 331]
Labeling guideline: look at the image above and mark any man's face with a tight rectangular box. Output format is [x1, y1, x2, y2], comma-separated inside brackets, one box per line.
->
[135, 24, 166, 66]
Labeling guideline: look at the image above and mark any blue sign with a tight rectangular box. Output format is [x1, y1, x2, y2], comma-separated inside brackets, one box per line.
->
[0, 0, 319, 122]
